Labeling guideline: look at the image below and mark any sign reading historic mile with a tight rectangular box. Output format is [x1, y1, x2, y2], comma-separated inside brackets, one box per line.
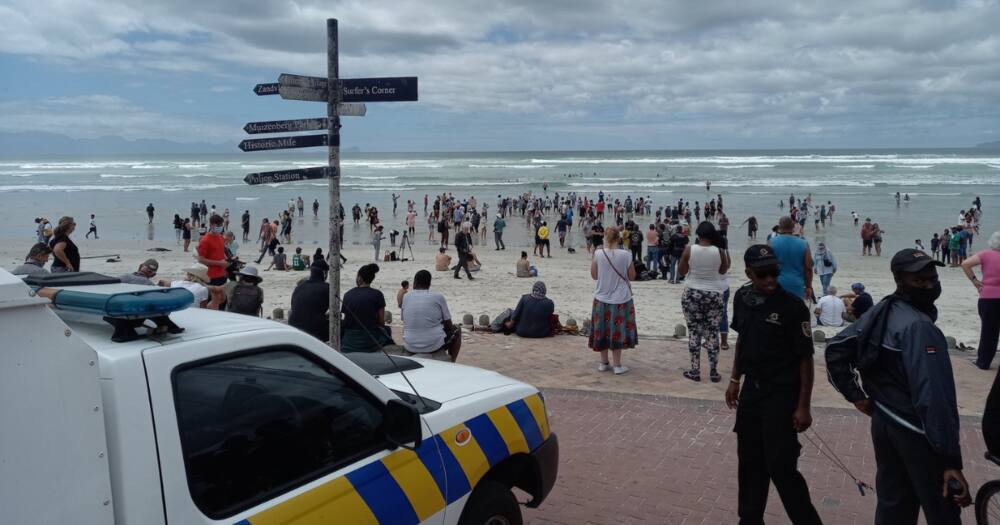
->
[240, 18, 418, 347]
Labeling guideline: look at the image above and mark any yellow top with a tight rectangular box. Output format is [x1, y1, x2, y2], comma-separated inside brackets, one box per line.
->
[538, 226, 549, 240]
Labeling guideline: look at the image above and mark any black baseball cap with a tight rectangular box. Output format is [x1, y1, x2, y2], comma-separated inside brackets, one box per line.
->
[890, 248, 944, 274]
[744, 244, 779, 269]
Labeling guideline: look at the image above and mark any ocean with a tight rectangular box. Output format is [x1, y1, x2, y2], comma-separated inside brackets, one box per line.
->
[0, 149, 996, 257]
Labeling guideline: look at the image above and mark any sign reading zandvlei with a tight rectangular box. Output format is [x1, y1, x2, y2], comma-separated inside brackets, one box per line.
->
[238, 134, 328, 152]
[253, 83, 280, 95]
[244, 166, 334, 185]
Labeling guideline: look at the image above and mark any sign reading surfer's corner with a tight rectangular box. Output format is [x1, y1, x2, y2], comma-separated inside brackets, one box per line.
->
[341, 77, 418, 102]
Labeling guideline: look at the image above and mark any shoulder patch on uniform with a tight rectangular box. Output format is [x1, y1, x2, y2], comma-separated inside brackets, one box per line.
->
[802, 321, 812, 338]
[925, 345, 937, 354]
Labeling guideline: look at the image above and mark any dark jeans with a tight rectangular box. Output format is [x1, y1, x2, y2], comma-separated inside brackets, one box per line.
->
[976, 298, 1000, 369]
[495, 232, 505, 250]
[872, 409, 960, 525]
[454, 252, 472, 278]
[736, 381, 822, 525]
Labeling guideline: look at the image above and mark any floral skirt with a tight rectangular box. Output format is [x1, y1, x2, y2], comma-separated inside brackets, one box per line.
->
[589, 298, 638, 351]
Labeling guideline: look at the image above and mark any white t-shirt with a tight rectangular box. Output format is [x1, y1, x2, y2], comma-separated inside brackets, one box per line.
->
[685, 244, 727, 293]
[171, 280, 209, 305]
[593, 248, 633, 304]
[816, 295, 846, 327]
[401, 289, 452, 353]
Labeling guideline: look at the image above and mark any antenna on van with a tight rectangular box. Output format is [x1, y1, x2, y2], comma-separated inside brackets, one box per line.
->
[340, 301, 430, 411]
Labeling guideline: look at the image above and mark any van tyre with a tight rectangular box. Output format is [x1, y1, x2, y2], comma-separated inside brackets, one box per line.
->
[458, 480, 523, 525]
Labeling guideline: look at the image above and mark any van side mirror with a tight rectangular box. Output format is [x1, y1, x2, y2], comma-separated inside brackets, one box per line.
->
[385, 398, 422, 450]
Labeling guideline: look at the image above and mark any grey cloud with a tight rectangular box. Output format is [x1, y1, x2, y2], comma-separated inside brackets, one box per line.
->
[1, 0, 998, 147]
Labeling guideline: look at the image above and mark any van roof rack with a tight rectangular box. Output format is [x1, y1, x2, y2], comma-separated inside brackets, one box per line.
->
[27, 272, 193, 343]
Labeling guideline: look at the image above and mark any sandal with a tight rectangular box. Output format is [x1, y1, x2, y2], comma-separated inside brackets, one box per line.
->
[710, 370, 722, 383]
[683, 370, 701, 382]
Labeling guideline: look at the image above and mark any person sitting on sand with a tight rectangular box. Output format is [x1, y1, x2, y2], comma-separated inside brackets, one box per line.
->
[118, 258, 159, 285]
[289, 267, 330, 342]
[814, 285, 846, 327]
[159, 264, 225, 309]
[503, 281, 556, 338]
[517, 251, 538, 277]
[397, 280, 409, 308]
[340, 264, 394, 353]
[435, 247, 452, 271]
[397, 270, 461, 362]
[265, 246, 290, 272]
[223, 266, 264, 317]
[291, 247, 307, 271]
[848, 282, 873, 319]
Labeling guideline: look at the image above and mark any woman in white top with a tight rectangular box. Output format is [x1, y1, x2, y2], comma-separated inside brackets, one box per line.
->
[589, 226, 637, 375]
[677, 221, 730, 382]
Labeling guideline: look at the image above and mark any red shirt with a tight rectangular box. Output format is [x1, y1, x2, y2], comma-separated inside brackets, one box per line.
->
[197, 232, 227, 279]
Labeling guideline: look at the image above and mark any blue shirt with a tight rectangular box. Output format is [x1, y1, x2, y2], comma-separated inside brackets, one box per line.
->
[770, 234, 808, 298]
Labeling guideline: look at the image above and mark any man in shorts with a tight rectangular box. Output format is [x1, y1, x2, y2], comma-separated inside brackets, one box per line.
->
[397, 270, 461, 362]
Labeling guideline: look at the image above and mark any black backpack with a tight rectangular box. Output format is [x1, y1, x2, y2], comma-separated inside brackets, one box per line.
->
[227, 283, 263, 316]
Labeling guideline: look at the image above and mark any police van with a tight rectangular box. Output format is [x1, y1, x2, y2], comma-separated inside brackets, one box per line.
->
[0, 269, 558, 525]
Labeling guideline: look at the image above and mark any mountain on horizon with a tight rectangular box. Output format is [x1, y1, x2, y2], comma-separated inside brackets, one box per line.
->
[977, 140, 1000, 149]
[0, 131, 230, 156]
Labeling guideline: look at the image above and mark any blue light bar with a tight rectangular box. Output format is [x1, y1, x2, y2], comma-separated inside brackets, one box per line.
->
[51, 288, 194, 319]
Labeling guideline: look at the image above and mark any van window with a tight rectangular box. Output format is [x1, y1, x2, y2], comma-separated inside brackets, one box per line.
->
[173, 347, 386, 518]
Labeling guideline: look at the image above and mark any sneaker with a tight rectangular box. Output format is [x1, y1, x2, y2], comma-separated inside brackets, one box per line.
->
[709, 370, 722, 383]
[683, 370, 701, 382]
[613, 365, 630, 375]
[598, 362, 612, 372]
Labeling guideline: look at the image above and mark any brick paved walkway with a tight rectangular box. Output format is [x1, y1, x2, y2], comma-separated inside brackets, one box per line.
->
[386, 328, 996, 523]
[521, 388, 994, 525]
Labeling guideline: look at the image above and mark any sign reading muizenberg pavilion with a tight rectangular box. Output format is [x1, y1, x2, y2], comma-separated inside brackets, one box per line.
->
[240, 18, 418, 347]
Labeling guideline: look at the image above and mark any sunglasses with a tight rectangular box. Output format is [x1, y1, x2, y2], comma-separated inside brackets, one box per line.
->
[752, 267, 780, 279]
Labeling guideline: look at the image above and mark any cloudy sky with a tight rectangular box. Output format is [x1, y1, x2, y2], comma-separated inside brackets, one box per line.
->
[1, 0, 998, 151]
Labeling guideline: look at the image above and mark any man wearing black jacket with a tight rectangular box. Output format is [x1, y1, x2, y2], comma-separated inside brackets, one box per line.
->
[826, 249, 970, 524]
[453, 223, 474, 280]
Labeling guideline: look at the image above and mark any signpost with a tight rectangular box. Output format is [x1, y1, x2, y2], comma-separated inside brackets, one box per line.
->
[240, 18, 417, 349]
[238, 134, 328, 151]
[243, 167, 334, 185]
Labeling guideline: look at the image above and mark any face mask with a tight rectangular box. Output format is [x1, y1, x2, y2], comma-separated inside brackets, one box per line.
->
[213, 226, 224, 233]
[899, 281, 942, 313]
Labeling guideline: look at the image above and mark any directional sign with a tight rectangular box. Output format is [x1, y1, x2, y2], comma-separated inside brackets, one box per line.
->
[238, 134, 328, 152]
[338, 103, 367, 116]
[244, 118, 328, 134]
[279, 73, 327, 89]
[254, 83, 280, 95]
[342, 77, 418, 102]
[278, 73, 418, 103]
[278, 84, 327, 102]
[244, 166, 336, 185]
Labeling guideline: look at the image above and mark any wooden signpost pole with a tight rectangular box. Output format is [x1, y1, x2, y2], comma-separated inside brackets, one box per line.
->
[244, 18, 415, 349]
[327, 18, 342, 349]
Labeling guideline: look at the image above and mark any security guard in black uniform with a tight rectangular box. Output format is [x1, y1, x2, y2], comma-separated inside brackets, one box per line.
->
[726, 245, 823, 525]
[826, 249, 970, 524]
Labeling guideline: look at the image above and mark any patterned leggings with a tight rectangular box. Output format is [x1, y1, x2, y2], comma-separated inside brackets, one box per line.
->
[681, 288, 724, 372]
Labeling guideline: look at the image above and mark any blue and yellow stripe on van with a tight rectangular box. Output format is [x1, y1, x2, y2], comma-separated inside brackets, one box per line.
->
[237, 393, 551, 525]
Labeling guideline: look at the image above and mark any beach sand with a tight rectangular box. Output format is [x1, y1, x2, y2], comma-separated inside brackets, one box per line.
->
[0, 211, 989, 348]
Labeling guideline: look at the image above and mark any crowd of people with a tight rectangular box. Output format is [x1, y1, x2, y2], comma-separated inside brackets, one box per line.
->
[9, 183, 1000, 525]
